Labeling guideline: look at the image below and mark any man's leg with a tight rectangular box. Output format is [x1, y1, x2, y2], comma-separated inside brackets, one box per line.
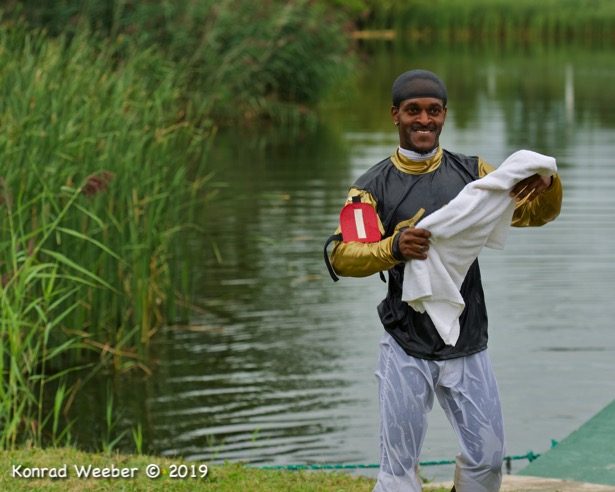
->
[436, 350, 506, 492]
[373, 333, 436, 492]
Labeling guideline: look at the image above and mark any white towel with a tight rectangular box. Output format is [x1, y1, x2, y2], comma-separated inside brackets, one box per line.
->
[401, 150, 557, 346]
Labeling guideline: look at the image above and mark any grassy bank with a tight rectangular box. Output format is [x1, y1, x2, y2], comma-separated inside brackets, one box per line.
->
[0, 447, 389, 492]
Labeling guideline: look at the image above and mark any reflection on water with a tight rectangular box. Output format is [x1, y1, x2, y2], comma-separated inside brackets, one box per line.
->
[72, 44, 615, 481]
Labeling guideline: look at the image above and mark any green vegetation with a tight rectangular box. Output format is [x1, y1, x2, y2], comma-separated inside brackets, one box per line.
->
[0, 17, 211, 449]
[0, 1, 354, 450]
[5, 0, 355, 125]
[0, 448, 389, 492]
[3, 0, 613, 477]
[357, 0, 615, 44]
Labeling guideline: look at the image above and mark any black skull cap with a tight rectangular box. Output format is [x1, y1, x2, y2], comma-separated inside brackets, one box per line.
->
[392, 69, 448, 107]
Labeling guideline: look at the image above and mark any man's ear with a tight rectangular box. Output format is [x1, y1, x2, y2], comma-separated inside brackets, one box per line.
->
[391, 105, 399, 125]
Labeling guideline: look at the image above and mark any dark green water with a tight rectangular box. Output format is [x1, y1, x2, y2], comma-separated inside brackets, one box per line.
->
[73, 42, 615, 480]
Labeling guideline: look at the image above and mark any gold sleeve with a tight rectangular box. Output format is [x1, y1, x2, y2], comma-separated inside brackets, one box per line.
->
[329, 187, 402, 278]
[478, 157, 563, 227]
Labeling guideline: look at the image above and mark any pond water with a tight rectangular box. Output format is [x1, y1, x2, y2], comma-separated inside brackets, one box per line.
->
[73, 42, 615, 481]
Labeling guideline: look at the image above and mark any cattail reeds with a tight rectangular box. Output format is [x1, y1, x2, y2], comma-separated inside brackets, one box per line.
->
[0, 0, 354, 450]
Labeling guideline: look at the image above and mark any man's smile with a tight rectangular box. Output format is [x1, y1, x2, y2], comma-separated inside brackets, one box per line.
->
[411, 125, 436, 133]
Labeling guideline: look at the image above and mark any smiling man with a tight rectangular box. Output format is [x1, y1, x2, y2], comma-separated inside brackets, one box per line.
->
[391, 70, 448, 154]
[327, 70, 562, 492]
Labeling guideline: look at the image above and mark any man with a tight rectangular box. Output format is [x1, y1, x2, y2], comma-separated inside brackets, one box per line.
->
[327, 70, 562, 491]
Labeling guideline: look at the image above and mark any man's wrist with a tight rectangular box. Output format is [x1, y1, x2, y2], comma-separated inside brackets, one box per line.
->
[391, 230, 406, 262]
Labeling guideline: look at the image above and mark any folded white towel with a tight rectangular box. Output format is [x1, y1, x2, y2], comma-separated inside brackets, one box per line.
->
[401, 150, 557, 346]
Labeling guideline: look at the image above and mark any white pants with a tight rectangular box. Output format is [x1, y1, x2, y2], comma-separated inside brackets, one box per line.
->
[373, 333, 505, 492]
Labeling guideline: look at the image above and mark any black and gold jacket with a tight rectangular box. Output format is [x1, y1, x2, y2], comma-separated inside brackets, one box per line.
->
[329, 147, 562, 360]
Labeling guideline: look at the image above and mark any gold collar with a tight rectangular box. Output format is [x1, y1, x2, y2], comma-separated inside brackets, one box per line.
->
[391, 147, 443, 174]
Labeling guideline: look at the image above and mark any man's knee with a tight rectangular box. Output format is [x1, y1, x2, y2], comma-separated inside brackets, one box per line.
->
[474, 451, 504, 474]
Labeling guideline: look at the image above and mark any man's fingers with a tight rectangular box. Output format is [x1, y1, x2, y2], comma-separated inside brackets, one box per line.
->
[398, 227, 431, 260]
[407, 227, 431, 239]
[510, 184, 529, 202]
[510, 174, 548, 202]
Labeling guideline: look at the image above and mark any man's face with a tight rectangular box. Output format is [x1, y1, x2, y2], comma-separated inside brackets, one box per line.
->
[391, 98, 447, 154]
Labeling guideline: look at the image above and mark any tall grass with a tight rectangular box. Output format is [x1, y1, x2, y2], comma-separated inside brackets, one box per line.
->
[0, 1, 355, 451]
[362, 0, 615, 44]
[0, 19, 211, 448]
[7, 0, 355, 125]
[0, 19, 209, 354]
[0, 182, 104, 449]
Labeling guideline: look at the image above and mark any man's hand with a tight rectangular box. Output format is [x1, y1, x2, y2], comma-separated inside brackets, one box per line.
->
[510, 174, 552, 203]
[398, 227, 431, 260]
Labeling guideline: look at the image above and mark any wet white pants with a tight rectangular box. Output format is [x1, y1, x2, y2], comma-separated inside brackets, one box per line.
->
[373, 332, 505, 492]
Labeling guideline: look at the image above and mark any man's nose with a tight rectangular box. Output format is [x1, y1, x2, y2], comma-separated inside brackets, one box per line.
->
[416, 110, 430, 125]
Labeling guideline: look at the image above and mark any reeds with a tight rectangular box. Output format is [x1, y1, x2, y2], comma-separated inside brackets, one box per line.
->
[0, 20, 211, 448]
[0, 1, 354, 450]
[367, 0, 615, 44]
[7, 0, 355, 125]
